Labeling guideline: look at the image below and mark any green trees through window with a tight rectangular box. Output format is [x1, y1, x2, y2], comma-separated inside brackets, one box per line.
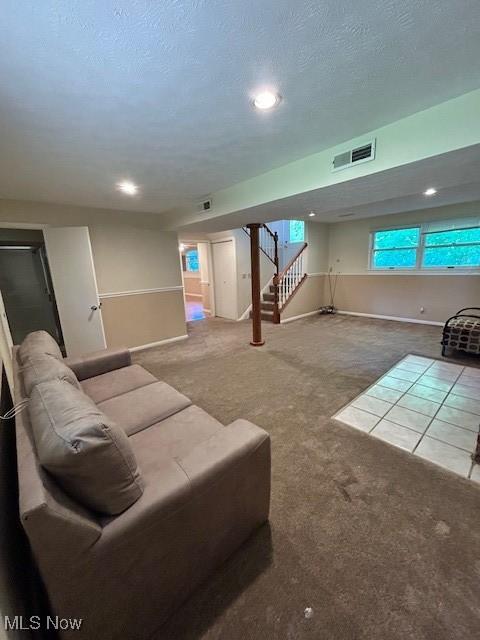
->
[372, 227, 419, 269]
[185, 249, 199, 272]
[423, 227, 480, 268]
[289, 220, 305, 243]
[371, 223, 480, 270]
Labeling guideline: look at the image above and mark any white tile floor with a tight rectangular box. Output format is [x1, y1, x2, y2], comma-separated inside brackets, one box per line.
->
[333, 355, 480, 481]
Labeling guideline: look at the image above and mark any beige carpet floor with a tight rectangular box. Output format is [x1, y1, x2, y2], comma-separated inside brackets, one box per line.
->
[134, 314, 480, 640]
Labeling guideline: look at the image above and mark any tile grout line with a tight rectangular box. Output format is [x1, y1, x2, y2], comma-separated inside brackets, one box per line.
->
[410, 359, 464, 454]
[335, 354, 480, 478]
[396, 358, 468, 456]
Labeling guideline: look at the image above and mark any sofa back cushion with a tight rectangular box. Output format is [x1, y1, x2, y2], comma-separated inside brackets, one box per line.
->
[22, 354, 81, 397]
[29, 379, 144, 515]
[19, 330, 63, 365]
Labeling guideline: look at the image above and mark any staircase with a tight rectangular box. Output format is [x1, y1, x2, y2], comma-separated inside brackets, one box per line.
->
[243, 224, 308, 323]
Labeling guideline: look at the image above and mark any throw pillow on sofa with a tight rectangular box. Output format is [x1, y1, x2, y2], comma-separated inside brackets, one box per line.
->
[22, 354, 81, 396]
[29, 379, 144, 515]
[19, 330, 63, 365]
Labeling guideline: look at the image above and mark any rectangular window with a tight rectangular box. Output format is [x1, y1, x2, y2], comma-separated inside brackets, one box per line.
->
[289, 220, 305, 243]
[422, 227, 480, 268]
[185, 248, 199, 272]
[370, 220, 480, 271]
[371, 227, 420, 269]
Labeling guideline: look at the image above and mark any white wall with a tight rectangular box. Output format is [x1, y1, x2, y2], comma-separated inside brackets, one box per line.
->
[306, 221, 329, 273]
[327, 201, 480, 274]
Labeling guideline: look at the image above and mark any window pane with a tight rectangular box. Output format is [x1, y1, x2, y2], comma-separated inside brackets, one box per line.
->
[289, 220, 305, 243]
[425, 228, 480, 246]
[373, 249, 417, 269]
[423, 245, 480, 268]
[374, 227, 419, 250]
[186, 249, 199, 272]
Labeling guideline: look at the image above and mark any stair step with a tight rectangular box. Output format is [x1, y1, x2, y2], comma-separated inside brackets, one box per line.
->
[249, 309, 275, 322]
[263, 292, 274, 302]
[261, 301, 274, 311]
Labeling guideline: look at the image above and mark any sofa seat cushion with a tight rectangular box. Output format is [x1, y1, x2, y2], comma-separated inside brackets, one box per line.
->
[80, 364, 157, 404]
[130, 405, 224, 469]
[98, 382, 192, 436]
[19, 330, 62, 364]
[29, 379, 144, 515]
[22, 354, 81, 397]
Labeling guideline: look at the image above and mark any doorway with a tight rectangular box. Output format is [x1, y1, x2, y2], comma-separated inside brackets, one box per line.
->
[180, 242, 205, 321]
[0, 225, 106, 358]
[0, 230, 64, 347]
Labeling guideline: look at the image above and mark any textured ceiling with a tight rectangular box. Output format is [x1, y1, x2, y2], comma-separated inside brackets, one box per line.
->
[1, 0, 480, 214]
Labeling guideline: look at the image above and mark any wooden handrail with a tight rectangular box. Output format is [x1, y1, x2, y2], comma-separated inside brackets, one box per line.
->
[244, 226, 308, 326]
[275, 242, 308, 283]
[242, 224, 278, 270]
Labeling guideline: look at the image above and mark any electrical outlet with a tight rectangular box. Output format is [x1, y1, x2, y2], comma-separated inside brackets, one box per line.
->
[420, 307, 425, 314]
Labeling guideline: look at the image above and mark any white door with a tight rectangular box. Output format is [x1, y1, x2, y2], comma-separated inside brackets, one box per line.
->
[43, 227, 106, 357]
[212, 240, 237, 320]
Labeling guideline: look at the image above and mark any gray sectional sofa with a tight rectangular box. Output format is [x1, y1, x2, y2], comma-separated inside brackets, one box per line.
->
[14, 331, 271, 639]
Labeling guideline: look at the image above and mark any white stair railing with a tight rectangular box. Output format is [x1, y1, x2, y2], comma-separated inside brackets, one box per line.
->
[275, 243, 307, 308]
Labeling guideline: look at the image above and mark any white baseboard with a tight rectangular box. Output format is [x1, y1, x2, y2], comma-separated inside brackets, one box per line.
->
[280, 309, 321, 324]
[337, 310, 443, 326]
[129, 334, 189, 352]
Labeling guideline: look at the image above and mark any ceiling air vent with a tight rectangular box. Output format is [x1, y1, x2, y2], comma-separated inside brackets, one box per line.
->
[196, 197, 213, 213]
[332, 139, 376, 172]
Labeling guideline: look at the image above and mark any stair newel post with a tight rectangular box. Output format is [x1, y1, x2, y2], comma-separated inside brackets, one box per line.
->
[247, 223, 265, 346]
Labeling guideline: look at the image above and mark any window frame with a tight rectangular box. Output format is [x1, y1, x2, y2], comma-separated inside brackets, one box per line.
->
[289, 220, 305, 244]
[369, 220, 480, 273]
[421, 225, 480, 270]
[369, 225, 421, 271]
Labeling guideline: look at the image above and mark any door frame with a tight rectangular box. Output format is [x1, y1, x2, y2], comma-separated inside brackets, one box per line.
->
[0, 223, 48, 389]
[211, 236, 238, 320]
[178, 238, 217, 319]
[0, 288, 13, 390]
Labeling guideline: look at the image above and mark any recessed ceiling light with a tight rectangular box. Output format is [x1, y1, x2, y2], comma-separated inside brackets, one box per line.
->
[308, 211, 316, 217]
[117, 180, 138, 195]
[252, 90, 281, 110]
[424, 187, 437, 196]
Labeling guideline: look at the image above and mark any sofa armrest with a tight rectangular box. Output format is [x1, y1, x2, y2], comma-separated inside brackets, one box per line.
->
[177, 419, 270, 492]
[64, 347, 131, 381]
